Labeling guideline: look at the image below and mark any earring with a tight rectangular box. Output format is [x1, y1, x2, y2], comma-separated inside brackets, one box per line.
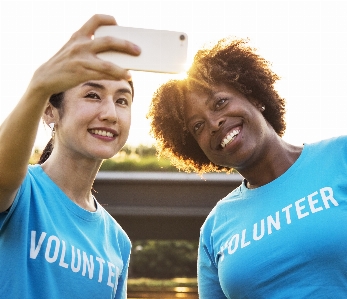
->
[260, 105, 265, 112]
[49, 123, 55, 139]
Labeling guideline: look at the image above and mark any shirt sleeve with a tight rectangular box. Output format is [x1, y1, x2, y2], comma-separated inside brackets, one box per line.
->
[114, 234, 131, 299]
[114, 257, 129, 299]
[198, 225, 228, 298]
[0, 173, 27, 231]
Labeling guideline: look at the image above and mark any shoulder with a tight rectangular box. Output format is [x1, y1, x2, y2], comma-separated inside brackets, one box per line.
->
[200, 185, 242, 237]
[307, 135, 347, 150]
[0, 165, 49, 228]
[303, 135, 347, 162]
[14, 164, 45, 201]
[26, 164, 52, 186]
[97, 204, 131, 247]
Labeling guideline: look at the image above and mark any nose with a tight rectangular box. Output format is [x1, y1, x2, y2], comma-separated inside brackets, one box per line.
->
[209, 118, 225, 135]
[99, 98, 118, 123]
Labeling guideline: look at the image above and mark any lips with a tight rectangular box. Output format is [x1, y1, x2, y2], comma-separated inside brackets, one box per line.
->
[220, 127, 241, 148]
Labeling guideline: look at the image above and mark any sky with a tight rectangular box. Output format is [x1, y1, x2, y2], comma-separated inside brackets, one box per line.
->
[1, 0, 347, 150]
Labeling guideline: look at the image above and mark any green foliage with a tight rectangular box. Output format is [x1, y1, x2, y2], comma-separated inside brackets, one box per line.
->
[100, 154, 178, 172]
[132, 144, 157, 157]
[30, 144, 179, 172]
[100, 144, 179, 171]
[30, 143, 238, 173]
[129, 240, 198, 279]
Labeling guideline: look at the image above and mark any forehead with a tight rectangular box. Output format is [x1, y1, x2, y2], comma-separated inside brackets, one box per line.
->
[183, 89, 210, 120]
[68, 79, 133, 96]
[183, 83, 252, 119]
[186, 83, 244, 102]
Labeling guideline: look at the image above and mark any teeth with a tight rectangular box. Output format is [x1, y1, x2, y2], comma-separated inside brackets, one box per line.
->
[221, 129, 240, 148]
[91, 129, 114, 137]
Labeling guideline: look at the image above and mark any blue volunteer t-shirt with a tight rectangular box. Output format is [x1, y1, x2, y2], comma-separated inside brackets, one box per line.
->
[198, 136, 347, 298]
[0, 165, 131, 299]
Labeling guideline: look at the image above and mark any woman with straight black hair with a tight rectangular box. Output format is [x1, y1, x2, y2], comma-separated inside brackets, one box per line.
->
[0, 14, 140, 298]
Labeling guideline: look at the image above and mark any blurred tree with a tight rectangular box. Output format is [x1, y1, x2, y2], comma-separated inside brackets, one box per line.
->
[29, 144, 178, 172]
[129, 240, 198, 278]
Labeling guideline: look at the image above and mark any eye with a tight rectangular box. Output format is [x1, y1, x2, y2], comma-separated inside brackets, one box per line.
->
[193, 122, 204, 133]
[116, 98, 129, 106]
[215, 98, 227, 109]
[85, 92, 100, 100]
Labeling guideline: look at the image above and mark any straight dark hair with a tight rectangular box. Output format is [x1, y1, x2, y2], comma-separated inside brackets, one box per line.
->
[38, 92, 64, 164]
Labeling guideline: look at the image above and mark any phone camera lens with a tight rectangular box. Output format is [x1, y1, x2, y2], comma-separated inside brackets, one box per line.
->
[180, 34, 185, 41]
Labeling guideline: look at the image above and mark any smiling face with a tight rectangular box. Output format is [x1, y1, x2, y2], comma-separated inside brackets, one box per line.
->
[51, 79, 132, 161]
[184, 84, 275, 171]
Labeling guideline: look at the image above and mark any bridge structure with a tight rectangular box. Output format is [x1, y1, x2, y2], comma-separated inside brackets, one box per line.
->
[94, 171, 243, 240]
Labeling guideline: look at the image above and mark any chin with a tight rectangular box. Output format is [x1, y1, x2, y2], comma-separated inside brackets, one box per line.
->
[87, 143, 125, 160]
[102, 151, 119, 159]
[89, 150, 117, 161]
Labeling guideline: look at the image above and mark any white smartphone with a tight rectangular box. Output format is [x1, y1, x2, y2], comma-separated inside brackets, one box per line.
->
[94, 26, 188, 74]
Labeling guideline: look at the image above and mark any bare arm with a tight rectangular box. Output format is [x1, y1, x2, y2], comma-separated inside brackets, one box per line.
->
[0, 14, 140, 212]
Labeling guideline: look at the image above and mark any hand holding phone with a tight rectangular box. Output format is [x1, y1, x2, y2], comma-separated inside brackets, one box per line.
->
[94, 26, 188, 74]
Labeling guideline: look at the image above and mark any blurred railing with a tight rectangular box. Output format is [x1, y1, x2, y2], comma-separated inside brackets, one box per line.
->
[94, 171, 242, 240]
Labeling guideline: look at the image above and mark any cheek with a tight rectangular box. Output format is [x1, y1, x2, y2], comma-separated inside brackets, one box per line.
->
[195, 134, 211, 154]
[62, 104, 93, 124]
[119, 111, 132, 131]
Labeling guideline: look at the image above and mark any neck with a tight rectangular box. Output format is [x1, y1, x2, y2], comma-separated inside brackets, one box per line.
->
[239, 140, 303, 189]
[41, 153, 101, 211]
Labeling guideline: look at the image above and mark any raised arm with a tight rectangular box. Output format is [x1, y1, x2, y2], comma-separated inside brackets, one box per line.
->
[0, 14, 140, 212]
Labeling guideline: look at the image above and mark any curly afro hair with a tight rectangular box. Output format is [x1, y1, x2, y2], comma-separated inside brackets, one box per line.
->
[147, 37, 286, 174]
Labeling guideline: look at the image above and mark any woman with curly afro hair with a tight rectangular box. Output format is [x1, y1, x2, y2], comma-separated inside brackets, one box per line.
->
[148, 37, 347, 298]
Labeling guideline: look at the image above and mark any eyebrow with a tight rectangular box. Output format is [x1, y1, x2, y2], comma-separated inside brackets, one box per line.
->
[82, 82, 105, 89]
[82, 82, 132, 96]
[117, 88, 133, 96]
[204, 90, 220, 106]
[204, 97, 213, 106]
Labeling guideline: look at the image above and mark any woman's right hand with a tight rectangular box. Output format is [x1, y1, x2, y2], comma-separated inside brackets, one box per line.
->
[0, 14, 141, 212]
[30, 14, 141, 99]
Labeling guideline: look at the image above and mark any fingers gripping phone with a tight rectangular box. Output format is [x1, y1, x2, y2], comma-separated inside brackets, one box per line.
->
[94, 26, 188, 74]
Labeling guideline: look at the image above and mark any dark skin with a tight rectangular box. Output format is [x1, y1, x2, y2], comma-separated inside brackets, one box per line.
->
[184, 84, 303, 188]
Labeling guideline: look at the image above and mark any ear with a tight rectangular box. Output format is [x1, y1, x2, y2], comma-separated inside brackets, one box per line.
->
[250, 98, 265, 112]
[42, 103, 59, 126]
